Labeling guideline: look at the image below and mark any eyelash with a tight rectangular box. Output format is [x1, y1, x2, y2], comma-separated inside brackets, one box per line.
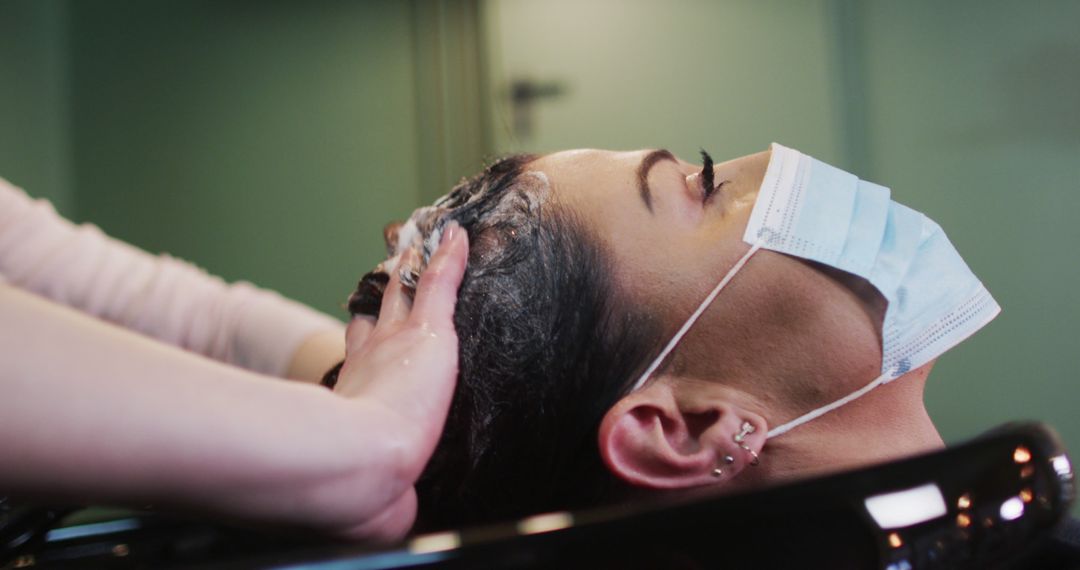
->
[699, 149, 716, 203]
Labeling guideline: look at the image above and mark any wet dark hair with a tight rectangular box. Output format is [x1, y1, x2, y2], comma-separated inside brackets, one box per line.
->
[325, 155, 661, 528]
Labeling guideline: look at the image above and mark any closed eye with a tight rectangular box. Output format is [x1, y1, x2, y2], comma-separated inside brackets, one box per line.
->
[698, 149, 728, 204]
[700, 149, 715, 199]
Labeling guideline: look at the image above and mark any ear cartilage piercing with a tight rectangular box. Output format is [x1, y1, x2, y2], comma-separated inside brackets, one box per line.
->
[740, 443, 760, 466]
[712, 468, 724, 478]
[723, 454, 735, 465]
[733, 421, 756, 443]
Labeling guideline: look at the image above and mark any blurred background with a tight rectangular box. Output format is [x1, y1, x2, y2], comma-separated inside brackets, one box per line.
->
[1, 0, 1077, 499]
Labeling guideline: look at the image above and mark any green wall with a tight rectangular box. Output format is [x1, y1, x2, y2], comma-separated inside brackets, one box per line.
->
[0, 0, 71, 214]
[0, 0, 485, 318]
[853, 0, 1080, 448]
[66, 0, 427, 317]
[483, 0, 844, 165]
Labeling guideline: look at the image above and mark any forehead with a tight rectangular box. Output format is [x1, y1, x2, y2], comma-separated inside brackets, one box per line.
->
[528, 148, 680, 287]
[531, 148, 646, 177]
[529, 148, 653, 207]
[526, 145, 772, 301]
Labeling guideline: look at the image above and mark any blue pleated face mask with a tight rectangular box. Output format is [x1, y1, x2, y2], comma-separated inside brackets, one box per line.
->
[629, 143, 1001, 439]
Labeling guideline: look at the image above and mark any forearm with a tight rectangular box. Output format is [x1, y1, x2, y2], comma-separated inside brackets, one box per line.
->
[0, 179, 344, 378]
[0, 285, 408, 535]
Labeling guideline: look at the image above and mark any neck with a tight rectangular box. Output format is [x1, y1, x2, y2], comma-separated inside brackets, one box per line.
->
[732, 363, 943, 491]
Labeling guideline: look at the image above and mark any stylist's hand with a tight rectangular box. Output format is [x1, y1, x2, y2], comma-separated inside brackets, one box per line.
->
[331, 222, 468, 541]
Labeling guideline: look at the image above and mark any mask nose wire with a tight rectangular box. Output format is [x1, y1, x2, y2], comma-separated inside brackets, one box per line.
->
[627, 243, 763, 393]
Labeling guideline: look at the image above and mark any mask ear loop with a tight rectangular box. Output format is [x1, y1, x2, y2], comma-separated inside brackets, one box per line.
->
[627, 244, 763, 393]
[626, 241, 898, 441]
[766, 370, 891, 439]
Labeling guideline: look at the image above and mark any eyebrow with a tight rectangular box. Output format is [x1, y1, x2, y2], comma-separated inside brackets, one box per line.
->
[636, 149, 677, 213]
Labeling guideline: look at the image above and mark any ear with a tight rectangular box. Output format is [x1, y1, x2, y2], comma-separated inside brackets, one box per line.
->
[598, 379, 767, 489]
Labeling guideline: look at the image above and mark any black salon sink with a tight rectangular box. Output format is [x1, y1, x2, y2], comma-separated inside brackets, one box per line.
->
[3, 422, 1076, 569]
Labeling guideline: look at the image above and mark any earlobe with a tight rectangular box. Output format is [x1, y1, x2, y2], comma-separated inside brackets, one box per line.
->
[597, 380, 767, 490]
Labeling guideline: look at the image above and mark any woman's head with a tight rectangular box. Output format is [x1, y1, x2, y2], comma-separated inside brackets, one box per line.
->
[343, 154, 664, 527]
[338, 147, 889, 528]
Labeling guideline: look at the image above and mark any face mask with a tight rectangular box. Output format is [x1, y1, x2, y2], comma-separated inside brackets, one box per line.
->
[629, 143, 1000, 439]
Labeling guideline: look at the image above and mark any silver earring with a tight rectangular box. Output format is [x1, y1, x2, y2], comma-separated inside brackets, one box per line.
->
[733, 421, 756, 443]
[740, 443, 760, 466]
[723, 454, 735, 465]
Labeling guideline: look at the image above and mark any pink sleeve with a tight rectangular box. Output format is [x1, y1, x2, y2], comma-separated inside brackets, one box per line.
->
[0, 177, 344, 377]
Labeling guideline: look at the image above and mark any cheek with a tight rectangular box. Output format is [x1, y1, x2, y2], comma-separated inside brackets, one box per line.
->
[610, 239, 727, 333]
[603, 208, 757, 329]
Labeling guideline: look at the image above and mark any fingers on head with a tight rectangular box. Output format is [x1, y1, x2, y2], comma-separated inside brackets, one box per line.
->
[376, 249, 417, 330]
[345, 315, 376, 357]
[411, 222, 469, 328]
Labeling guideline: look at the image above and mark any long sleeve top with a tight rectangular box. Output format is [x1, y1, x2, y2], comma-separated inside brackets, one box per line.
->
[0, 177, 344, 377]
